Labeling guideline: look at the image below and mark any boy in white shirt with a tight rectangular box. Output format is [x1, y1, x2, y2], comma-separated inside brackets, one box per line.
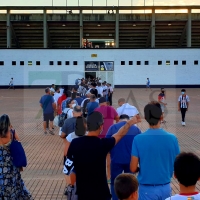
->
[166, 152, 200, 200]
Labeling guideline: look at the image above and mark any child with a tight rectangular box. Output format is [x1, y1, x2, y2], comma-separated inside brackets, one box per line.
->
[158, 88, 167, 123]
[178, 89, 190, 126]
[166, 152, 200, 200]
[114, 173, 138, 200]
[8, 77, 14, 90]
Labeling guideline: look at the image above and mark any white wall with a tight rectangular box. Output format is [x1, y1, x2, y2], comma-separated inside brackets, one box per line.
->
[0, 49, 200, 86]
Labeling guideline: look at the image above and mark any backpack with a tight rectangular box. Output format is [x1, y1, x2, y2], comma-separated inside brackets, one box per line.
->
[58, 109, 70, 127]
[82, 99, 90, 117]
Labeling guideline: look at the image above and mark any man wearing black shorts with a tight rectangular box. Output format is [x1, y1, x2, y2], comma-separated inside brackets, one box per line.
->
[39, 87, 56, 135]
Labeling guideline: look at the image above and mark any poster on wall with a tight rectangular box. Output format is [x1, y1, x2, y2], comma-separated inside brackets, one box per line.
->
[100, 61, 114, 71]
[85, 61, 99, 71]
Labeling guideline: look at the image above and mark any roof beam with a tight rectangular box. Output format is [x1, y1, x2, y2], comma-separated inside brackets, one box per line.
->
[10, 22, 20, 48]
[0, 5, 200, 11]
[178, 23, 187, 47]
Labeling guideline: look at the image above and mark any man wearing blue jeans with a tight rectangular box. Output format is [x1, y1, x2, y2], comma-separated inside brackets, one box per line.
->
[130, 101, 180, 200]
[106, 114, 141, 200]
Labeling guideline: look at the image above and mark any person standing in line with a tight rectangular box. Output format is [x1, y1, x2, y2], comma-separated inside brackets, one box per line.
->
[130, 101, 180, 200]
[86, 94, 99, 116]
[54, 87, 62, 105]
[74, 93, 84, 106]
[108, 83, 113, 106]
[63, 112, 139, 200]
[158, 88, 167, 123]
[39, 87, 56, 135]
[178, 89, 190, 126]
[106, 114, 141, 200]
[146, 78, 152, 91]
[8, 77, 14, 90]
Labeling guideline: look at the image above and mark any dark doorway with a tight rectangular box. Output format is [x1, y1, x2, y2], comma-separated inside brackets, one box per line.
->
[85, 72, 96, 79]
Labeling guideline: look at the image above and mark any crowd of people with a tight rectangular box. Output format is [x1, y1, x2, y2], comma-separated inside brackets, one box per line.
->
[0, 76, 197, 200]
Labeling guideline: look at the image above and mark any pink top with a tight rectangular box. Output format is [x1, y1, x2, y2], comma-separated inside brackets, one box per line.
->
[95, 105, 118, 138]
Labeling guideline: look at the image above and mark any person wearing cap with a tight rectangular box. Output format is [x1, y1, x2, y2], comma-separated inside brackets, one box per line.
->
[39, 87, 56, 135]
[130, 101, 180, 200]
[63, 111, 140, 200]
[117, 98, 139, 119]
[106, 114, 141, 200]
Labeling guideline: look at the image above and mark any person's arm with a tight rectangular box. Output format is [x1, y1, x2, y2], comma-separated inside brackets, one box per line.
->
[112, 116, 138, 145]
[114, 115, 120, 123]
[130, 156, 139, 173]
[64, 139, 70, 156]
[40, 103, 43, 108]
[186, 96, 190, 111]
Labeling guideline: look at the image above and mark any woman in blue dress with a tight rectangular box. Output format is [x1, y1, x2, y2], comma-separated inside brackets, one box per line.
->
[0, 114, 33, 199]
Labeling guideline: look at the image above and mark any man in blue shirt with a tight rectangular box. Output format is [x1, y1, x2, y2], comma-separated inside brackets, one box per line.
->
[106, 114, 141, 200]
[74, 93, 84, 106]
[39, 87, 56, 135]
[86, 94, 99, 116]
[130, 101, 180, 200]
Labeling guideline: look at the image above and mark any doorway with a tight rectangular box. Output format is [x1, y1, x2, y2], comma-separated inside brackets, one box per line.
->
[85, 72, 96, 79]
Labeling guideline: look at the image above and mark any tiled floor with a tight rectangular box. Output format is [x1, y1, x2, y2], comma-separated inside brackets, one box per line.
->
[0, 88, 200, 199]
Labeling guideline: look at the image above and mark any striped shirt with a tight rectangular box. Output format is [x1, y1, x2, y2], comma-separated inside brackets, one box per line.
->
[178, 95, 190, 108]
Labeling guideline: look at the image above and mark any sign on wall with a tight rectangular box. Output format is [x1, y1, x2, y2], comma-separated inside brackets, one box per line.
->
[85, 61, 114, 71]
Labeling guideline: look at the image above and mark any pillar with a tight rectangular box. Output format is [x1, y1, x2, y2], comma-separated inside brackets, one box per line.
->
[80, 10, 83, 48]
[151, 8, 155, 48]
[187, 9, 191, 48]
[7, 9, 11, 48]
[115, 9, 119, 48]
[43, 9, 47, 48]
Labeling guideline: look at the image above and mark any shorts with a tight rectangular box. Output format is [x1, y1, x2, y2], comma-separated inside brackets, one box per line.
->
[160, 104, 165, 112]
[63, 156, 66, 165]
[43, 113, 54, 122]
[146, 84, 150, 88]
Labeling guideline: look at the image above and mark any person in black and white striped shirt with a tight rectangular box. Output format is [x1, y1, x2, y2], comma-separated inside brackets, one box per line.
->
[178, 89, 190, 126]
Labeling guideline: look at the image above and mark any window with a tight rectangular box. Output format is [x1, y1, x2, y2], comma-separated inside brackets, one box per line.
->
[121, 61, 125, 65]
[182, 60, 186, 65]
[65, 61, 70, 65]
[137, 61, 141, 65]
[0, 61, 4, 66]
[158, 61, 162, 65]
[73, 61, 78, 65]
[174, 61, 178, 65]
[49, 61, 54, 65]
[145, 61, 149, 65]
[129, 61, 133, 65]
[194, 60, 198, 65]
[12, 61, 16, 66]
[166, 61, 170, 65]
[20, 61, 24, 66]
[57, 61, 62, 65]
[28, 61, 32, 66]
[36, 61, 40, 66]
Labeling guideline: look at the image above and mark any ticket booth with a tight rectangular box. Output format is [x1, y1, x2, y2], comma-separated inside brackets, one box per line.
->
[84, 61, 114, 86]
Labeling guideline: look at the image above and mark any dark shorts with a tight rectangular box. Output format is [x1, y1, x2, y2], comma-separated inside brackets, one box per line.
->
[43, 113, 54, 122]
[63, 156, 66, 165]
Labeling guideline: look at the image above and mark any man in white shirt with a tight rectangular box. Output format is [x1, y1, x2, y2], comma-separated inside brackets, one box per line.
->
[116, 98, 139, 118]
[54, 87, 62, 105]
[96, 82, 104, 97]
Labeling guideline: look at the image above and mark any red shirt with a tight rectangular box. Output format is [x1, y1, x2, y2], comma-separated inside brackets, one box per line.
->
[95, 105, 118, 138]
[57, 94, 67, 115]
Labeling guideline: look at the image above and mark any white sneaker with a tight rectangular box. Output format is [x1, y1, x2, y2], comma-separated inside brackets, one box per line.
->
[182, 121, 186, 126]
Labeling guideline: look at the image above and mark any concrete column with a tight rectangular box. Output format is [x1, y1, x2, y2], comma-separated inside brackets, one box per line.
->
[80, 10, 83, 48]
[187, 9, 191, 47]
[151, 8, 155, 48]
[43, 9, 47, 48]
[115, 9, 119, 48]
[7, 9, 11, 48]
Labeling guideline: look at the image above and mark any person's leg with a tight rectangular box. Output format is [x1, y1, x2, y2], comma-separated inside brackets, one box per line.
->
[43, 114, 47, 133]
[181, 108, 187, 122]
[49, 113, 55, 135]
[160, 184, 171, 200]
[111, 163, 123, 200]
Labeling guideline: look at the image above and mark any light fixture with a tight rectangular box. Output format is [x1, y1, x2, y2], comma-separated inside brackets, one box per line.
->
[62, 24, 66, 27]
[133, 23, 136, 27]
[97, 22, 101, 27]
[168, 22, 172, 26]
[26, 24, 30, 27]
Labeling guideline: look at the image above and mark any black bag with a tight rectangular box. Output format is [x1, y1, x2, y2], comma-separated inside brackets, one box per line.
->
[58, 109, 70, 127]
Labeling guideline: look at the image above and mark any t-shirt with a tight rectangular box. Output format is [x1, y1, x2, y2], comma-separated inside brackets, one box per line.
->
[61, 117, 77, 136]
[146, 80, 150, 85]
[166, 193, 200, 200]
[87, 102, 99, 115]
[96, 86, 104, 97]
[131, 128, 180, 184]
[158, 93, 165, 103]
[95, 105, 118, 138]
[74, 97, 84, 106]
[178, 95, 190, 109]
[66, 132, 79, 143]
[54, 92, 61, 104]
[106, 121, 141, 164]
[39, 95, 55, 114]
[117, 103, 139, 118]
[57, 94, 67, 115]
[66, 136, 115, 199]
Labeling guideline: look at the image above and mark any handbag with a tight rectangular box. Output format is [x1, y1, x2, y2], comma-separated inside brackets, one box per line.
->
[10, 129, 27, 168]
